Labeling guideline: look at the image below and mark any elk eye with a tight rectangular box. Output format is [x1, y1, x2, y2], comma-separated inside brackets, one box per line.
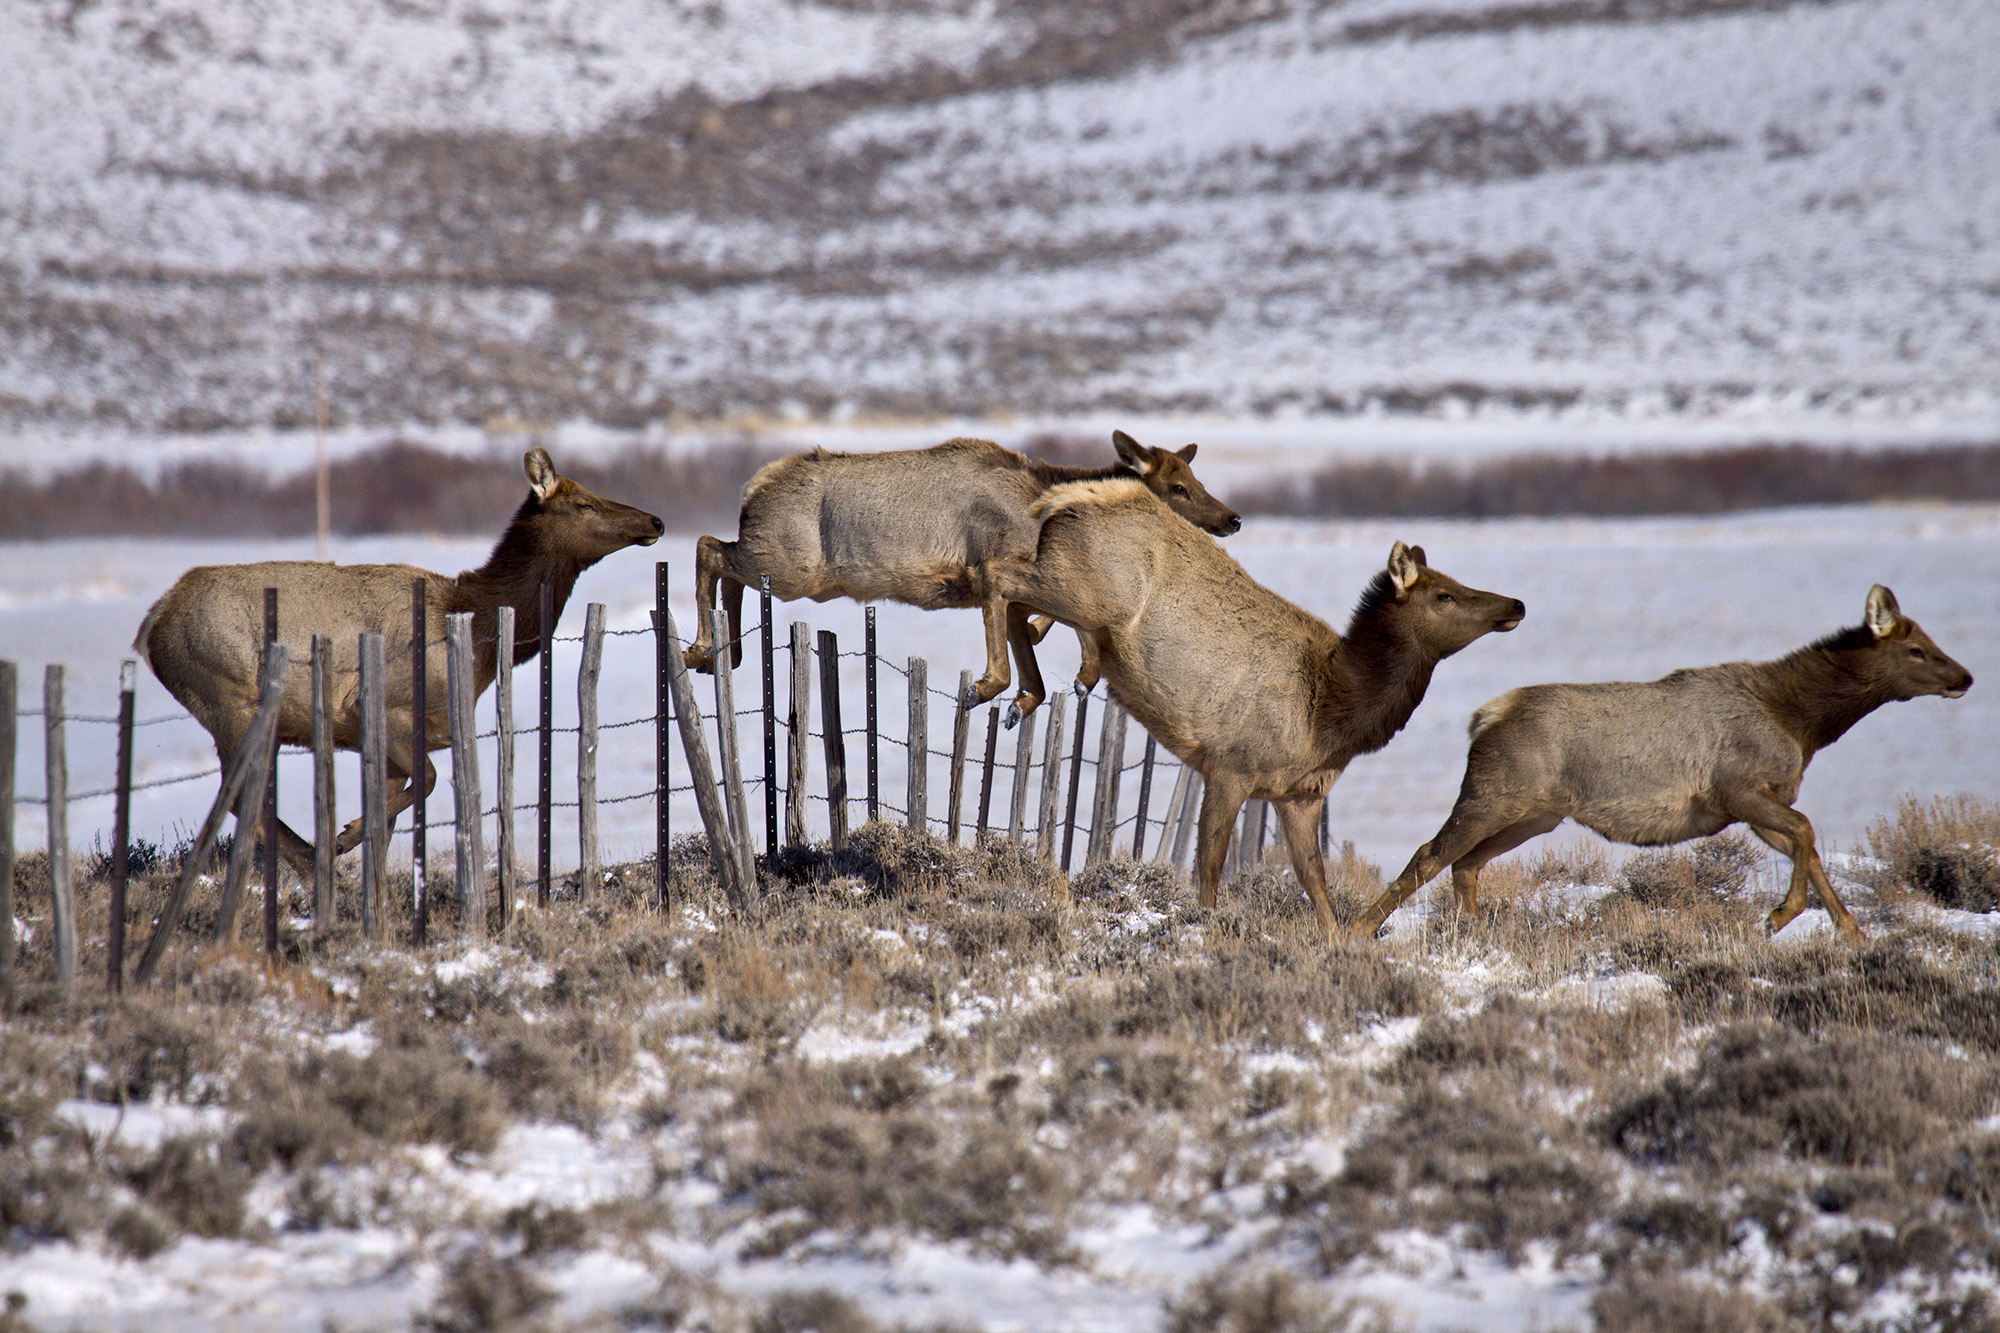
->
[1435, 591, 1455, 604]
[1907, 645, 1924, 659]
[1170, 484, 1188, 496]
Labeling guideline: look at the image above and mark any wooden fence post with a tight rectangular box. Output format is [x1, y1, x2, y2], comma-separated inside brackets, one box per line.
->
[975, 709, 1000, 839]
[494, 606, 517, 922]
[787, 623, 811, 847]
[1061, 693, 1090, 871]
[262, 587, 280, 957]
[0, 660, 13, 1011]
[360, 632, 388, 939]
[1154, 764, 1193, 865]
[108, 661, 136, 994]
[135, 643, 290, 985]
[44, 665, 74, 999]
[411, 578, 427, 945]
[817, 629, 848, 851]
[217, 690, 284, 945]
[713, 609, 758, 889]
[761, 577, 777, 857]
[1131, 734, 1158, 860]
[655, 607, 755, 913]
[1036, 692, 1067, 863]
[1008, 707, 1037, 842]
[577, 601, 606, 895]
[1169, 771, 1203, 870]
[312, 634, 336, 929]
[1087, 705, 1127, 866]
[537, 580, 554, 909]
[906, 657, 928, 833]
[447, 613, 486, 938]
[865, 608, 879, 823]
[947, 671, 973, 844]
[652, 566, 670, 909]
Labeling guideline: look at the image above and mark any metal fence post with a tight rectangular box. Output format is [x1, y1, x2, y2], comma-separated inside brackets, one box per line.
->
[787, 623, 811, 847]
[538, 580, 554, 909]
[865, 607, 879, 823]
[361, 632, 388, 938]
[761, 577, 777, 857]
[1061, 693, 1090, 872]
[262, 587, 279, 956]
[109, 661, 136, 994]
[818, 629, 848, 851]
[411, 578, 427, 945]
[653, 565, 670, 909]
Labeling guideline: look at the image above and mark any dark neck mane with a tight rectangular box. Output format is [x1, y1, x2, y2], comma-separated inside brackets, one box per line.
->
[1020, 456, 1134, 487]
[454, 493, 591, 666]
[1316, 571, 1440, 762]
[1751, 622, 1894, 757]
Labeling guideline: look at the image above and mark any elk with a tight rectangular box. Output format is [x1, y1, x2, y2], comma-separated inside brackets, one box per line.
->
[681, 431, 1240, 680]
[136, 448, 664, 877]
[971, 477, 1524, 936]
[1350, 585, 1973, 943]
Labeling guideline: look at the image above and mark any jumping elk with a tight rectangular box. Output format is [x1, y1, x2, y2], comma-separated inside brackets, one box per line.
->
[681, 431, 1239, 681]
[137, 448, 664, 878]
[971, 477, 1524, 937]
[1350, 585, 1973, 942]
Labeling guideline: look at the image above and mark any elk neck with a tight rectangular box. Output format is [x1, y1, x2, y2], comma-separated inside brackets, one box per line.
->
[1313, 572, 1442, 762]
[453, 494, 594, 668]
[1747, 625, 1902, 759]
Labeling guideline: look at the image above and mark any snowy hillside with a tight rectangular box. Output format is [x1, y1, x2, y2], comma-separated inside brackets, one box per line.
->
[3, 0, 1996, 438]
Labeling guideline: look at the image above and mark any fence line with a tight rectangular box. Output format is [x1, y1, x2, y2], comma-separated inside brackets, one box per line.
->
[4, 561, 1235, 990]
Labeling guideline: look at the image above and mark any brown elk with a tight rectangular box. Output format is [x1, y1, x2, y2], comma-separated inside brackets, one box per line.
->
[681, 431, 1240, 680]
[1350, 585, 1973, 943]
[971, 478, 1524, 936]
[136, 448, 664, 877]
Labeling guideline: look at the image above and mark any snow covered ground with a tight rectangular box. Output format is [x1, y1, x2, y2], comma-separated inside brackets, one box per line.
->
[3, 493, 1993, 885]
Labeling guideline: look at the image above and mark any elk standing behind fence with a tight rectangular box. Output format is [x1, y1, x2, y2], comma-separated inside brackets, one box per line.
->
[1350, 584, 1973, 942]
[681, 431, 1240, 688]
[971, 477, 1524, 937]
[133, 448, 662, 881]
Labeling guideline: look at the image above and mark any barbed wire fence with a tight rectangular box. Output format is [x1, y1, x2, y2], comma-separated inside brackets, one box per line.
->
[1, 563, 1331, 1003]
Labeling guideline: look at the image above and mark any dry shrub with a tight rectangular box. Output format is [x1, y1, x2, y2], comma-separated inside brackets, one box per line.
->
[1745, 942, 2000, 1051]
[417, 1241, 556, 1333]
[93, 994, 231, 1104]
[1867, 795, 2000, 913]
[1590, 1272, 1799, 1333]
[1389, 991, 1675, 1088]
[122, 1134, 252, 1243]
[1604, 1023, 1988, 1171]
[1620, 834, 1761, 907]
[1162, 1266, 1388, 1333]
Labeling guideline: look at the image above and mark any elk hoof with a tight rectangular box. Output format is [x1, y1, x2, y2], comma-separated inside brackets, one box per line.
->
[962, 681, 989, 710]
[1072, 679, 1092, 698]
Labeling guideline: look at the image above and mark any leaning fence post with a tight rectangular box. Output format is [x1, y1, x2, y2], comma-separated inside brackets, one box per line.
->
[135, 643, 290, 985]
[1036, 692, 1067, 863]
[947, 672, 973, 844]
[865, 607, 879, 823]
[360, 632, 388, 939]
[577, 601, 606, 895]
[109, 661, 136, 995]
[1061, 693, 1090, 872]
[817, 629, 849, 851]
[494, 606, 517, 922]
[44, 665, 74, 999]
[312, 634, 336, 929]
[1131, 734, 1158, 860]
[537, 580, 554, 909]
[975, 709, 1000, 839]
[652, 567, 670, 910]
[217, 675, 283, 946]
[1154, 764, 1193, 865]
[787, 623, 811, 846]
[906, 656, 928, 834]
[656, 608, 755, 913]
[1087, 704, 1127, 867]
[1008, 706, 1037, 843]
[0, 661, 13, 1012]
[447, 613, 486, 938]
[713, 609, 758, 890]
[411, 578, 428, 945]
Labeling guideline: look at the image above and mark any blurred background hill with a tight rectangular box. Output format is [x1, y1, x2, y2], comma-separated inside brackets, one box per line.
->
[3, 0, 1995, 441]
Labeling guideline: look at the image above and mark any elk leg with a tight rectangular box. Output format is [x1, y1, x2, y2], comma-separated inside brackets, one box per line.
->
[1727, 790, 1864, 943]
[1272, 795, 1335, 940]
[1448, 814, 1564, 913]
[1194, 774, 1250, 909]
[685, 534, 731, 672]
[1072, 627, 1101, 698]
[1003, 601, 1047, 725]
[1350, 801, 1520, 938]
[1027, 613, 1056, 644]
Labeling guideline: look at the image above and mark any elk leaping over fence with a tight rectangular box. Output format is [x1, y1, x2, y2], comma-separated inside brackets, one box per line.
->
[134, 447, 664, 880]
[1350, 584, 1973, 943]
[681, 431, 1240, 685]
[970, 476, 1524, 938]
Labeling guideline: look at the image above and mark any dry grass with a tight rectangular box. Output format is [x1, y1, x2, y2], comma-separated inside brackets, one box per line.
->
[2, 811, 1997, 1327]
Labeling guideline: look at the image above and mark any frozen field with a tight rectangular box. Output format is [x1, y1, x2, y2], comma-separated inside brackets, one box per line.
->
[1, 501, 1993, 890]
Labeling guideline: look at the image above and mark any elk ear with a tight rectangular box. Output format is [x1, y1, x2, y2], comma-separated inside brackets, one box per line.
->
[1174, 443, 1198, 462]
[524, 447, 560, 501]
[1388, 541, 1422, 593]
[1407, 544, 1427, 568]
[1865, 584, 1903, 639]
[1111, 430, 1150, 474]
